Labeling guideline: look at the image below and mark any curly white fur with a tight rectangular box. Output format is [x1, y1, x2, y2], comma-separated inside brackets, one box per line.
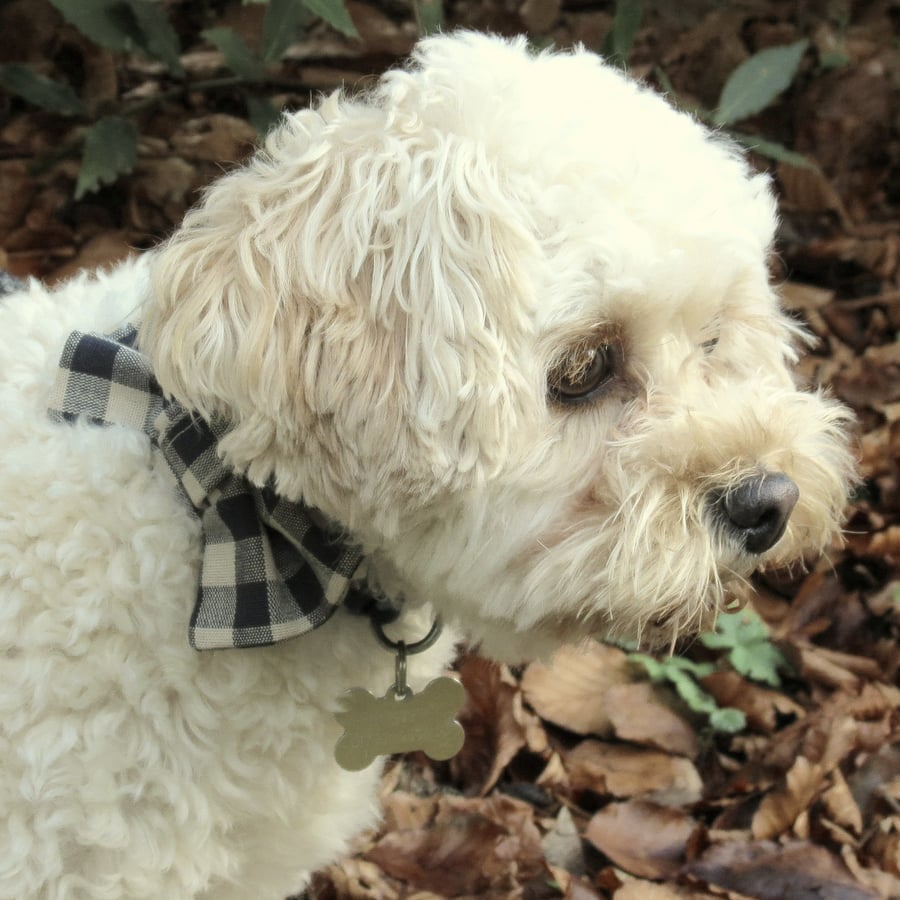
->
[0, 32, 854, 899]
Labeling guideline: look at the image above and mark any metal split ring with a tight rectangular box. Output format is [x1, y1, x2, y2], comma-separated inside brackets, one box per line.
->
[371, 616, 442, 700]
[371, 615, 443, 655]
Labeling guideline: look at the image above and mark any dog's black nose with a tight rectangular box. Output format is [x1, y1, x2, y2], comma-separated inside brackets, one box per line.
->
[721, 472, 799, 554]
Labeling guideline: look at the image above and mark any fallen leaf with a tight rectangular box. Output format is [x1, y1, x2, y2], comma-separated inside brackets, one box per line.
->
[519, 0, 561, 33]
[606, 681, 699, 758]
[170, 114, 257, 163]
[541, 805, 585, 875]
[701, 670, 804, 733]
[521, 642, 635, 738]
[584, 799, 698, 879]
[822, 768, 864, 836]
[451, 655, 534, 795]
[613, 882, 697, 899]
[684, 839, 879, 899]
[0, 161, 34, 238]
[752, 755, 826, 839]
[47, 231, 139, 284]
[380, 789, 438, 833]
[367, 794, 544, 896]
[840, 844, 900, 898]
[310, 857, 400, 899]
[566, 739, 703, 806]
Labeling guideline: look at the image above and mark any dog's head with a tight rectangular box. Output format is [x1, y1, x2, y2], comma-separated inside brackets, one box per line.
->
[141, 32, 855, 660]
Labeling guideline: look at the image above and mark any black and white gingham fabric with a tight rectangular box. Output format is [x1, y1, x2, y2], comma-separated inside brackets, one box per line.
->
[48, 326, 366, 650]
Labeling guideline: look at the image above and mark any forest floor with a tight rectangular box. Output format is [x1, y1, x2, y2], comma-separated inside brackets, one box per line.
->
[1, 1, 898, 897]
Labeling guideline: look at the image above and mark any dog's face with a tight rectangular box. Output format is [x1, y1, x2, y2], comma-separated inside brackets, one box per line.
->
[141, 33, 855, 661]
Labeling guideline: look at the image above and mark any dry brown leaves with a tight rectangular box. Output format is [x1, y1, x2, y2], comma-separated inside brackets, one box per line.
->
[312, 643, 898, 899]
[2, 1, 899, 897]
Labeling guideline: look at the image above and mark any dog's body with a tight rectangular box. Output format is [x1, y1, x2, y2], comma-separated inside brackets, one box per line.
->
[0, 33, 853, 899]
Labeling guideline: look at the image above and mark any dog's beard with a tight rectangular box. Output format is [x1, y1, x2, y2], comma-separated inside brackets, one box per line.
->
[400, 437, 849, 665]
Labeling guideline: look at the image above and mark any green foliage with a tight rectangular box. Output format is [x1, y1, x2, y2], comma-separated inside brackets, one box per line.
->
[728, 130, 814, 169]
[712, 39, 809, 126]
[75, 115, 138, 199]
[203, 27, 265, 80]
[819, 49, 849, 70]
[0, 65, 86, 116]
[302, 0, 358, 38]
[629, 652, 747, 734]
[603, 0, 642, 67]
[413, 0, 444, 37]
[630, 611, 789, 734]
[0, 3, 818, 196]
[701, 610, 791, 687]
[0, 0, 361, 196]
[657, 39, 812, 168]
[245, 94, 283, 135]
[48, 0, 184, 76]
[601, 6, 809, 167]
[262, 0, 314, 62]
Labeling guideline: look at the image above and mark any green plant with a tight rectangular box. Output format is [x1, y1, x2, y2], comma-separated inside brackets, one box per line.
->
[413, 0, 444, 37]
[629, 651, 747, 733]
[657, 41, 814, 167]
[0, 0, 361, 198]
[629, 610, 791, 734]
[700, 609, 791, 687]
[708, 39, 813, 167]
[601, 0, 813, 168]
[602, 0, 642, 69]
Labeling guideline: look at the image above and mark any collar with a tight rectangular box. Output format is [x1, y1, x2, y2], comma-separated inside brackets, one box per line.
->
[48, 325, 371, 650]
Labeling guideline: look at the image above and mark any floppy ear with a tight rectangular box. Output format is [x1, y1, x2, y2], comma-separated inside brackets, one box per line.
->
[141, 90, 537, 516]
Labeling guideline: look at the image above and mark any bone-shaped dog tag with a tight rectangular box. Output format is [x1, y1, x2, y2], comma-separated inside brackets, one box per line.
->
[334, 676, 466, 772]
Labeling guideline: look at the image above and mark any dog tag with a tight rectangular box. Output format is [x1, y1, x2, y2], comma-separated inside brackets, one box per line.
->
[334, 676, 466, 772]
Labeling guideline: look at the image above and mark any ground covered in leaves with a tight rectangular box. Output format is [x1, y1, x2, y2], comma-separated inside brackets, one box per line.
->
[1, 0, 898, 898]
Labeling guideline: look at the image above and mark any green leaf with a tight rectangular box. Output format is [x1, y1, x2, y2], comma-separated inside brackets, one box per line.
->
[709, 707, 747, 733]
[414, 0, 443, 36]
[701, 610, 766, 649]
[75, 115, 138, 199]
[729, 130, 814, 169]
[667, 668, 718, 715]
[301, 0, 358, 38]
[203, 27, 264, 80]
[48, 0, 183, 74]
[262, 0, 312, 62]
[629, 652, 714, 681]
[0, 65, 86, 116]
[700, 611, 789, 686]
[603, 0, 642, 66]
[127, 0, 184, 76]
[246, 94, 282, 136]
[713, 39, 808, 126]
[819, 49, 849, 70]
[629, 652, 746, 733]
[729, 641, 786, 687]
[628, 653, 666, 681]
[49, 0, 142, 51]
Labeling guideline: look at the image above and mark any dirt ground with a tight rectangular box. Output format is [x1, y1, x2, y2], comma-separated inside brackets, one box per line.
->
[1, 1, 898, 897]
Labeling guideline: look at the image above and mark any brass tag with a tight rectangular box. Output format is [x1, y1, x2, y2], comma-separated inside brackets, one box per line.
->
[334, 676, 466, 772]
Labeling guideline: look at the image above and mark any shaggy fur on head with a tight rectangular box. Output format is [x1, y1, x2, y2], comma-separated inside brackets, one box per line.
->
[0, 32, 854, 899]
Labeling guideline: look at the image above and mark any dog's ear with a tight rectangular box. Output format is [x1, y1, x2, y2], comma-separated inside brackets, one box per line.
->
[141, 90, 536, 504]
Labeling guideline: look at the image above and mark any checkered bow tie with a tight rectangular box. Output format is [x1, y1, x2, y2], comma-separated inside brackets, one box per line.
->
[48, 326, 365, 650]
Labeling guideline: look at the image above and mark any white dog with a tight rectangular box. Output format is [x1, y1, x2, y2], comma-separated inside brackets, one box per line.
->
[0, 32, 854, 899]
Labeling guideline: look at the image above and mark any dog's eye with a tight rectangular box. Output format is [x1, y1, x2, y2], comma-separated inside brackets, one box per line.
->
[548, 343, 619, 405]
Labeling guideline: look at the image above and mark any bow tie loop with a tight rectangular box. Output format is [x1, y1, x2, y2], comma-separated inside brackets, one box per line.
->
[48, 326, 367, 650]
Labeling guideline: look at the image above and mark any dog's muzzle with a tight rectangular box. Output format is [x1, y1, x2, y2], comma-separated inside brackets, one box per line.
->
[717, 472, 799, 554]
